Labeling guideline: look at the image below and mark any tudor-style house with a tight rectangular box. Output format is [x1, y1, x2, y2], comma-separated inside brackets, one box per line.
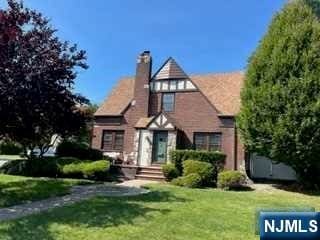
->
[91, 51, 246, 175]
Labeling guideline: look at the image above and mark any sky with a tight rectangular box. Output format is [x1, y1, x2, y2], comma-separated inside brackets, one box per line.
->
[1, 0, 286, 104]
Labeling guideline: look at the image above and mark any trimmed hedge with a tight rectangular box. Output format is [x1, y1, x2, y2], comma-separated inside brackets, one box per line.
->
[183, 160, 214, 186]
[0, 157, 110, 180]
[170, 150, 225, 174]
[170, 150, 225, 185]
[217, 170, 246, 190]
[56, 140, 103, 160]
[172, 173, 202, 188]
[162, 164, 179, 181]
[0, 141, 23, 155]
[62, 160, 110, 179]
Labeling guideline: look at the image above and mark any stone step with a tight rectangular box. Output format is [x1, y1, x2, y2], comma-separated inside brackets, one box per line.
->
[135, 174, 166, 181]
[137, 166, 163, 173]
[139, 170, 163, 175]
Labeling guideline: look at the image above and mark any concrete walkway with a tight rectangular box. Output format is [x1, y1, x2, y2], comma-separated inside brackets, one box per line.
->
[0, 183, 149, 222]
[117, 179, 160, 188]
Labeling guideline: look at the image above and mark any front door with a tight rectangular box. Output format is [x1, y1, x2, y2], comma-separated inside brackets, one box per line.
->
[152, 131, 168, 164]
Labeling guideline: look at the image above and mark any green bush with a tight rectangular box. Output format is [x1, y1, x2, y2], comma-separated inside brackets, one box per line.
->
[22, 157, 79, 177]
[25, 157, 59, 177]
[183, 160, 214, 186]
[62, 160, 110, 179]
[57, 157, 81, 166]
[162, 163, 179, 181]
[172, 173, 202, 188]
[217, 170, 246, 190]
[0, 141, 23, 155]
[170, 150, 225, 174]
[0, 160, 27, 175]
[0, 157, 110, 180]
[56, 140, 103, 160]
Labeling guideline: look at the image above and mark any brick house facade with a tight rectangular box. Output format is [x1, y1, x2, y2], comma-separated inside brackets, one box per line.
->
[92, 51, 245, 170]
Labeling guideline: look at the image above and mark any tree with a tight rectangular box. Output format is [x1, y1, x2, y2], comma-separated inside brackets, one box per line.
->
[238, 0, 320, 188]
[71, 103, 99, 146]
[0, 0, 89, 159]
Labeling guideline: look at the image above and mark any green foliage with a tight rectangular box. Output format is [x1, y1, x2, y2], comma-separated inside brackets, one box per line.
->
[217, 171, 246, 190]
[183, 160, 214, 186]
[0, 140, 23, 155]
[238, 0, 320, 188]
[0, 157, 110, 180]
[0, 174, 83, 208]
[171, 173, 202, 188]
[1, 184, 320, 240]
[56, 140, 104, 160]
[170, 150, 225, 174]
[61, 160, 110, 180]
[72, 103, 99, 146]
[162, 164, 179, 181]
[0, 1, 88, 158]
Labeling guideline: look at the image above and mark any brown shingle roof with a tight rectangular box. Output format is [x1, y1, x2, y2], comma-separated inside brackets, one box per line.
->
[94, 77, 134, 116]
[153, 58, 189, 80]
[191, 71, 244, 115]
[135, 117, 154, 128]
[95, 72, 244, 116]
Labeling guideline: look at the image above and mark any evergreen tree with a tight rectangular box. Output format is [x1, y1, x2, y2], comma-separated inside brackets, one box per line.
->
[238, 0, 320, 188]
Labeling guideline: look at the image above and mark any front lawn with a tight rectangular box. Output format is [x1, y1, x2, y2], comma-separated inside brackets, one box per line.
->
[0, 184, 319, 240]
[0, 174, 86, 208]
[0, 155, 24, 161]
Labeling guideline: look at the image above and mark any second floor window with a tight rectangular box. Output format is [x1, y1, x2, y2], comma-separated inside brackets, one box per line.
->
[162, 93, 175, 112]
[102, 130, 124, 151]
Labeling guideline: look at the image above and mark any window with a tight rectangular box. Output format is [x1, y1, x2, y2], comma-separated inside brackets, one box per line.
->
[162, 93, 175, 112]
[102, 130, 124, 151]
[194, 133, 222, 151]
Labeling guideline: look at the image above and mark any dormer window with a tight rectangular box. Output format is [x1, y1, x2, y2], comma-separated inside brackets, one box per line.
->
[162, 93, 175, 112]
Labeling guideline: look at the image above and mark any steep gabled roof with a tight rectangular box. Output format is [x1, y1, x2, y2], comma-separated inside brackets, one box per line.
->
[152, 58, 189, 80]
[191, 72, 244, 116]
[95, 72, 244, 116]
[94, 77, 134, 116]
[135, 112, 180, 129]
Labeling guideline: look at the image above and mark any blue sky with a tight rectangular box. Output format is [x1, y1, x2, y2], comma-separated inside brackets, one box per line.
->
[1, 0, 286, 104]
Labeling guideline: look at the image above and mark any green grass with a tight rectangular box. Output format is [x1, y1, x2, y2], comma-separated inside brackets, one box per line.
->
[0, 174, 87, 208]
[0, 155, 24, 161]
[0, 184, 319, 240]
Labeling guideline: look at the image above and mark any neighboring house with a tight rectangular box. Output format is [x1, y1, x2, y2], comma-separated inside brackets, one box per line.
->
[91, 51, 295, 180]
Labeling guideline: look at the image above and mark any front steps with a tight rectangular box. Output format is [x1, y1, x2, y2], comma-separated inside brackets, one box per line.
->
[135, 165, 165, 181]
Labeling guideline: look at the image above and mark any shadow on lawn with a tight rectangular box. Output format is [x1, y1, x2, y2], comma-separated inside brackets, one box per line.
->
[0, 189, 188, 240]
[272, 183, 320, 196]
[0, 179, 73, 208]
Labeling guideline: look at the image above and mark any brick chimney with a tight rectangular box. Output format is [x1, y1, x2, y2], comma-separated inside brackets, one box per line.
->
[133, 51, 152, 118]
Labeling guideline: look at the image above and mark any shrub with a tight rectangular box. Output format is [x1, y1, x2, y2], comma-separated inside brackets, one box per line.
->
[162, 163, 179, 181]
[217, 170, 246, 190]
[25, 157, 59, 177]
[0, 157, 60, 177]
[170, 150, 225, 174]
[61, 160, 110, 179]
[0, 160, 27, 175]
[0, 157, 110, 180]
[56, 140, 103, 160]
[57, 157, 81, 166]
[183, 160, 214, 186]
[0, 141, 23, 155]
[172, 173, 202, 188]
[82, 160, 110, 178]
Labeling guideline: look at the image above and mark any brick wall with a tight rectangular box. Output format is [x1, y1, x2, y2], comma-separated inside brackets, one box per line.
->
[149, 90, 243, 170]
